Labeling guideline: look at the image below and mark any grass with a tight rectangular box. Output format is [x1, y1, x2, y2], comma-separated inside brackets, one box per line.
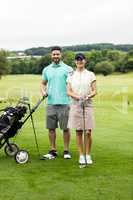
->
[0, 73, 133, 200]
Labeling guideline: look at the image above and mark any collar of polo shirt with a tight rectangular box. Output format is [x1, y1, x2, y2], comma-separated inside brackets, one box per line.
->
[52, 61, 63, 67]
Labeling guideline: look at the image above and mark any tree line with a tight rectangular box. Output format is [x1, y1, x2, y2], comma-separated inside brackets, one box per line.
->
[23, 43, 133, 56]
[0, 48, 133, 78]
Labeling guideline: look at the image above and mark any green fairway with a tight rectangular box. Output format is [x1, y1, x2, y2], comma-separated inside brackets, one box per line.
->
[0, 74, 133, 200]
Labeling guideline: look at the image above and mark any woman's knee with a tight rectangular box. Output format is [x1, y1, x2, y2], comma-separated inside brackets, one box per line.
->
[86, 129, 92, 136]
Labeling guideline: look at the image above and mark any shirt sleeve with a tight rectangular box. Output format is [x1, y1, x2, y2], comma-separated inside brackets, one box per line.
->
[42, 68, 48, 81]
[90, 72, 96, 83]
[66, 75, 72, 83]
[67, 67, 74, 83]
[68, 66, 74, 76]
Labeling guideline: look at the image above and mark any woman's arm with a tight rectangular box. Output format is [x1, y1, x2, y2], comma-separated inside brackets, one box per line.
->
[67, 82, 81, 100]
[86, 80, 97, 99]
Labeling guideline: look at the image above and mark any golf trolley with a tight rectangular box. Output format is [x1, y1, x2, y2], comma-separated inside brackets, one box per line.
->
[0, 96, 46, 164]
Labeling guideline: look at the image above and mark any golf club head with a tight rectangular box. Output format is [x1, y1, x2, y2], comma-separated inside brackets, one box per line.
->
[79, 164, 87, 169]
[40, 156, 47, 160]
[40, 155, 55, 160]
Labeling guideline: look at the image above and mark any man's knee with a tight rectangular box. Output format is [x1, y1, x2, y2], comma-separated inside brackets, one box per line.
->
[63, 128, 70, 134]
[49, 129, 56, 134]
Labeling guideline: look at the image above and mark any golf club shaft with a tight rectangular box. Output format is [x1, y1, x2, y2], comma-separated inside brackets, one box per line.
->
[30, 111, 41, 158]
[22, 96, 46, 124]
[83, 103, 87, 165]
[22, 96, 47, 158]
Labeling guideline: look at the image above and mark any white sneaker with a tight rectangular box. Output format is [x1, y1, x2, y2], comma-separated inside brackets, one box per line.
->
[63, 151, 71, 159]
[79, 155, 86, 165]
[42, 150, 57, 160]
[86, 155, 93, 164]
[43, 153, 55, 160]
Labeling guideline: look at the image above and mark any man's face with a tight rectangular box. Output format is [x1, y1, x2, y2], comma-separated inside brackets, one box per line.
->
[51, 50, 61, 64]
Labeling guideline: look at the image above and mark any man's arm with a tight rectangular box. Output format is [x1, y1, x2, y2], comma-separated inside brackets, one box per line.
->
[40, 80, 48, 97]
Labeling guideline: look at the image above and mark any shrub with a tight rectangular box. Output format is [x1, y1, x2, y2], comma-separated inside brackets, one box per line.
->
[94, 61, 115, 76]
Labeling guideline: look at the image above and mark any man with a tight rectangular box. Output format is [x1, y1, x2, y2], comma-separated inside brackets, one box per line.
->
[40, 46, 73, 159]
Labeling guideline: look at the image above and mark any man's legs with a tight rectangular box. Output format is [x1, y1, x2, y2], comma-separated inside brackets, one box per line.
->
[63, 129, 70, 151]
[63, 129, 71, 159]
[43, 105, 58, 159]
[57, 105, 71, 158]
[49, 129, 56, 150]
[43, 129, 57, 159]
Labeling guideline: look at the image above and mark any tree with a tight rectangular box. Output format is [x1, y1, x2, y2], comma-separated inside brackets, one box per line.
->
[127, 49, 133, 57]
[124, 58, 133, 72]
[107, 50, 120, 61]
[36, 54, 51, 74]
[113, 52, 127, 72]
[84, 50, 104, 71]
[94, 61, 115, 76]
[62, 51, 75, 68]
[0, 50, 9, 79]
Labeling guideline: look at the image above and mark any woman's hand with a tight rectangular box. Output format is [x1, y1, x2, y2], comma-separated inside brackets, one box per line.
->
[85, 94, 92, 100]
[74, 95, 82, 100]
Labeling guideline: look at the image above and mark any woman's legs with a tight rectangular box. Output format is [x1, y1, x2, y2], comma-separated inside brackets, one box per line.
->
[76, 129, 93, 164]
[85, 129, 93, 164]
[86, 129, 92, 155]
[76, 129, 92, 155]
[76, 130, 83, 156]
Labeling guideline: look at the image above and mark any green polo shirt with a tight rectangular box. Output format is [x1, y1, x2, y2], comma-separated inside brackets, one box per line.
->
[42, 61, 73, 105]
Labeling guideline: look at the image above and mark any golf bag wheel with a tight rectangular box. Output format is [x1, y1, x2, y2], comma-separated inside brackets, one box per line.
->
[15, 150, 29, 164]
[4, 143, 19, 157]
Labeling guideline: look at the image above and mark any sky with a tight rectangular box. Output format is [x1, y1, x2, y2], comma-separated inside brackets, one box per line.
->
[0, 0, 132, 50]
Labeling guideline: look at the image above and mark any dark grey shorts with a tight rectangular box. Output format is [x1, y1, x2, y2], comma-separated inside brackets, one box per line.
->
[46, 105, 70, 130]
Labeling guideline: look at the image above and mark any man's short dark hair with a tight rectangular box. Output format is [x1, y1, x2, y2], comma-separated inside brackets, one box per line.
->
[51, 46, 62, 52]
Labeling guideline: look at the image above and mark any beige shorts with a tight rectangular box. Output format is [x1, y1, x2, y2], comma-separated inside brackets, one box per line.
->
[67, 104, 94, 130]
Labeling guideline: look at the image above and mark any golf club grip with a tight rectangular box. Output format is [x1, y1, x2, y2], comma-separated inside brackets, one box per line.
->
[31, 95, 47, 113]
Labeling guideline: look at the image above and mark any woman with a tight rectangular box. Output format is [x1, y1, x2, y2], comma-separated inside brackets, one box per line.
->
[67, 53, 97, 165]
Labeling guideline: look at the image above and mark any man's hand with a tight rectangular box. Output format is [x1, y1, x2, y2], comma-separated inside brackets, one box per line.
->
[42, 91, 48, 98]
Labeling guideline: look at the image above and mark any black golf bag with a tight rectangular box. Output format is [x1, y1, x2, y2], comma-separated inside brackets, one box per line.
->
[0, 96, 46, 163]
[0, 106, 27, 141]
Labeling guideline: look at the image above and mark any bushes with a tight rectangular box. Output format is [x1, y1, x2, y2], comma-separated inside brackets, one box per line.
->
[0, 50, 9, 78]
[124, 58, 133, 72]
[6, 49, 133, 75]
[94, 61, 115, 76]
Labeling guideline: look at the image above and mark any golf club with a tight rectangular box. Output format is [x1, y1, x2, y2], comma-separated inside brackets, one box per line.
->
[79, 98, 87, 168]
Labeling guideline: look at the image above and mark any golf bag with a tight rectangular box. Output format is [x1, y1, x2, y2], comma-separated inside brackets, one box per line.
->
[0, 96, 46, 163]
[0, 106, 27, 141]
